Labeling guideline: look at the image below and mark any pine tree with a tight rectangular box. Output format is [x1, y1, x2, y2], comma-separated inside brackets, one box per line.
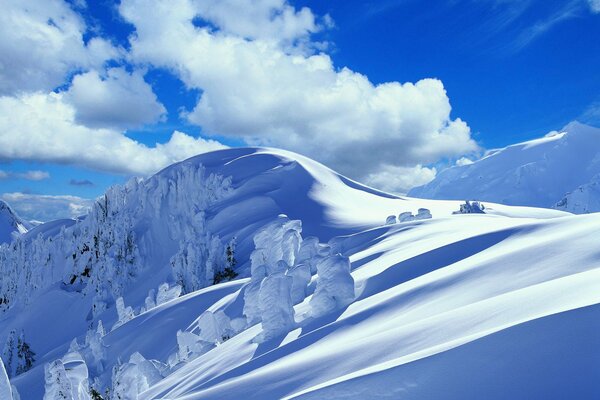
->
[213, 238, 238, 284]
[1, 330, 16, 378]
[16, 332, 35, 375]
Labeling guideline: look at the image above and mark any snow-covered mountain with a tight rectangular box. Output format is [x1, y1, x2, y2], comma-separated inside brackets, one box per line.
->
[409, 122, 600, 213]
[0, 200, 30, 245]
[2, 147, 599, 399]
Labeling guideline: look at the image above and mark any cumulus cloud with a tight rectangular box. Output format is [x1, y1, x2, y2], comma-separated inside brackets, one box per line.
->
[0, 0, 119, 95]
[455, 157, 474, 166]
[0, 169, 50, 181]
[0, 92, 227, 175]
[1, 192, 93, 221]
[119, 0, 478, 190]
[193, 0, 330, 46]
[588, 0, 600, 13]
[364, 164, 437, 195]
[64, 68, 167, 129]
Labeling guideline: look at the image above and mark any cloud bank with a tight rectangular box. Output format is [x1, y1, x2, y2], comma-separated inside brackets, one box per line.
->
[0, 0, 482, 195]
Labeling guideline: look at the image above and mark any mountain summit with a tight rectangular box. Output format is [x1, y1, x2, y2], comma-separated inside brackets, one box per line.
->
[0, 200, 30, 245]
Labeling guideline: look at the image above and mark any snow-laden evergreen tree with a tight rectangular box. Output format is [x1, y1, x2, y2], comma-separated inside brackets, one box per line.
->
[2, 329, 35, 377]
[453, 200, 486, 214]
[44, 360, 73, 400]
[255, 272, 296, 342]
[110, 353, 164, 400]
[84, 321, 107, 374]
[15, 332, 35, 375]
[1, 330, 17, 378]
[310, 254, 355, 318]
[111, 298, 135, 331]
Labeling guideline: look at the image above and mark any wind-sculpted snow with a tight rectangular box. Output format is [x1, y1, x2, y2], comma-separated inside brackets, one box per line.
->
[410, 122, 600, 213]
[0, 147, 583, 399]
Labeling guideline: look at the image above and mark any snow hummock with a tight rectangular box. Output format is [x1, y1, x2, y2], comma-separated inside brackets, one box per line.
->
[410, 122, 600, 213]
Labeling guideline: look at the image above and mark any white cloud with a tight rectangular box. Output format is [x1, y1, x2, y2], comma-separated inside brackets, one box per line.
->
[364, 164, 437, 195]
[588, 0, 600, 13]
[1, 192, 93, 221]
[581, 101, 600, 125]
[0, 170, 50, 181]
[193, 0, 327, 46]
[64, 68, 167, 129]
[0, 92, 227, 175]
[455, 157, 474, 166]
[0, 0, 119, 95]
[119, 0, 478, 191]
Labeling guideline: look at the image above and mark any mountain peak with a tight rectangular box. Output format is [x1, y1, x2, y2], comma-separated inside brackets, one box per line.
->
[0, 200, 29, 244]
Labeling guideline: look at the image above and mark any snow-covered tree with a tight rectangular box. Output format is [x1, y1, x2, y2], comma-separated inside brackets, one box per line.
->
[213, 238, 238, 284]
[1, 330, 17, 378]
[84, 321, 107, 374]
[255, 273, 296, 343]
[310, 254, 355, 318]
[2, 330, 35, 377]
[15, 332, 35, 375]
[44, 360, 73, 400]
[156, 283, 182, 306]
[111, 298, 135, 331]
[111, 353, 164, 400]
[0, 163, 234, 316]
[453, 200, 485, 214]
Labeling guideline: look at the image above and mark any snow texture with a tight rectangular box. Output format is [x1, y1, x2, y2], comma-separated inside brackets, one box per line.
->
[0, 147, 591, 399]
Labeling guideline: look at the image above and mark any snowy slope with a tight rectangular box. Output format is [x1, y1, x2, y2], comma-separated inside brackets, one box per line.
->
[139, 214, 600, 400]
[409, 122, 600, 213]
[0, 200, 30, 245]
[2, 147, 597, 400]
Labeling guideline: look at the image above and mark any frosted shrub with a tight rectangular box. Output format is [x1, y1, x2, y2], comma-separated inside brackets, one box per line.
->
[385, 215, 397, 225]
[310, 254, 355, 318]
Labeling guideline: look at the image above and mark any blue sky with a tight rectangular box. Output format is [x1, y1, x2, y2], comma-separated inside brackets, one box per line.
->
[0, 0, 599, 220]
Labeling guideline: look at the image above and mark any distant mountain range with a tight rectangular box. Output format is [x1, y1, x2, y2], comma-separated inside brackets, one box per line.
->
[410, 122, 600, 214]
